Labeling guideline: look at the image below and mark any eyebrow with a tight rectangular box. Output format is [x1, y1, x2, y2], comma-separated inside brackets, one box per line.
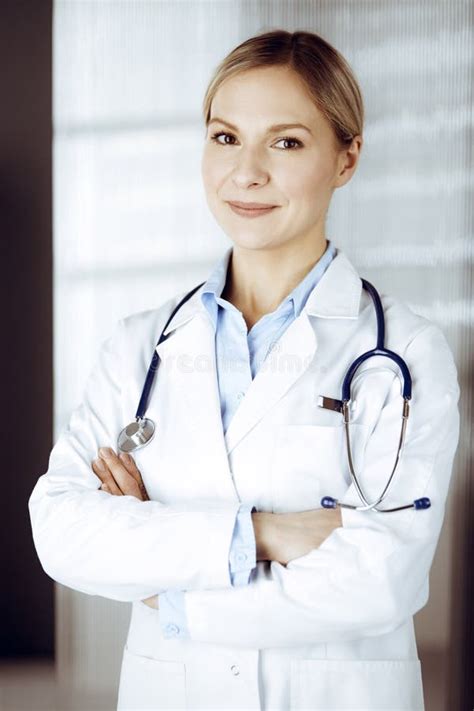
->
[208, 117, 313, 136]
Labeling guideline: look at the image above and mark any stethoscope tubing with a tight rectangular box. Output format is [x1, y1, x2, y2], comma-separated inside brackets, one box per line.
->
[134, 281, 206, 422]
[342, 279, 412, 401]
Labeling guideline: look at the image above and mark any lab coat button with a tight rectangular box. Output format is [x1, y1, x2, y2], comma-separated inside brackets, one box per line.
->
[165, 623, 180, 636]
[237, 391, 244, 401]
[230, 664, 240, 676]
[236, 552, 247, 562]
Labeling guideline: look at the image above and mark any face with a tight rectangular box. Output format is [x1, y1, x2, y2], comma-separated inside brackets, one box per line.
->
[201, 65, 361, 254]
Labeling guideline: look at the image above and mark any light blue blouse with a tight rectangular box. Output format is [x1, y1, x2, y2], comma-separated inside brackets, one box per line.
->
[158, 240, 337, 639]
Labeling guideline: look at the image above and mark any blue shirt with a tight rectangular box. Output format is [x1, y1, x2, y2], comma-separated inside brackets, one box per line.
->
[159, 240, 337, 639]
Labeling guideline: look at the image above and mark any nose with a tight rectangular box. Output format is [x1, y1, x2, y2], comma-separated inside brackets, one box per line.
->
[231, 147, 269, 189]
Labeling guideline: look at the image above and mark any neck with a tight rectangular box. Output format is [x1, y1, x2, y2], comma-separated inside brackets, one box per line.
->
[221, 236, 328, 329]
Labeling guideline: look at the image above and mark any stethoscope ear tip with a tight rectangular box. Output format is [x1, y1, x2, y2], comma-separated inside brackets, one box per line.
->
[321, 496, 338, 509]
[413, 497, 431, 510]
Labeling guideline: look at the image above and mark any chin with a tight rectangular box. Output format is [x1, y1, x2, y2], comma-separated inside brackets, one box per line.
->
[225, 231, 281, 251]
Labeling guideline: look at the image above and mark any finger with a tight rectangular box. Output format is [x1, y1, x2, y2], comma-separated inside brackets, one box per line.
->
[118, 452, 141, 483]
[98, 447, 141, 498]
[138, 481, 150, 502]
[92, 458, 123, 495]
[118, 452, 150, 501]
[142, 595, 159, 609]
[92, 458, 123, 496]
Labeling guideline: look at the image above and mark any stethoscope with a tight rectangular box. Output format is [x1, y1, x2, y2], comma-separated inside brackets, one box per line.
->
[117, 278, 431, 515]
[117, 281, 205, 454]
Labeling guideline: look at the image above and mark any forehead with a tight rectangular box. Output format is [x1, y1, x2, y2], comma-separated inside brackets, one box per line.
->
[211, 66, 324, 128]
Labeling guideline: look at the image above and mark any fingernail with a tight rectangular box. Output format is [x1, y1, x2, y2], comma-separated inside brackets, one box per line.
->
[94, 457, 106, 471]
[119, 452, 132, 465]
[99, 447, 113, 458]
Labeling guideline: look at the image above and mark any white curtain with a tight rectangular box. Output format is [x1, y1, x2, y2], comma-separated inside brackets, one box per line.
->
[53, 2, 472, 708]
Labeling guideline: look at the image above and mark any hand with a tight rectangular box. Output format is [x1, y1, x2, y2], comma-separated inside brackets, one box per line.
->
[253, 508, 342, 566]
[92, 447, 150, 501]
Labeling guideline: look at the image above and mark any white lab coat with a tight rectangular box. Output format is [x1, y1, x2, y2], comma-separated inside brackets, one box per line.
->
[28, 248, 460, 710]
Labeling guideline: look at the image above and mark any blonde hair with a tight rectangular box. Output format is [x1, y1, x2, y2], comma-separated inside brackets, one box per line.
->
[202, 29, 364, 150]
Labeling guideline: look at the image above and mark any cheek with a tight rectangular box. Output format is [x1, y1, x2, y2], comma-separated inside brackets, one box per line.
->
[280, 148, 335, 203]
[280, 159, 333, 202]
[201, 148, 225, 189]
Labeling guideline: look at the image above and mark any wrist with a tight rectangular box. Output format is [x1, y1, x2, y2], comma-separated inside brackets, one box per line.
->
[252, 512, 278, 561]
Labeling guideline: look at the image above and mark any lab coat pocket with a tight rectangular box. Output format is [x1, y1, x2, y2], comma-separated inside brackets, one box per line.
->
[271, 424, 370, 513]
[290, 658, 424, 710]
[117, 643, 186, 710]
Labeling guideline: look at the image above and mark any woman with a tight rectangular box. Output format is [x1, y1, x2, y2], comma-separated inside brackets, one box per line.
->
[29, 29, 460, 710]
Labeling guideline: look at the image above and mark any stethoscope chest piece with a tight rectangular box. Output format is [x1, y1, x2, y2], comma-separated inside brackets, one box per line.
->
[116, 280, 206, 455]
[117, 417, 155, 453]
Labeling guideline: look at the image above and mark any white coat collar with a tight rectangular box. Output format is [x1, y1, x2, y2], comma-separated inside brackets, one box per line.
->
[161, 246, 362, 337]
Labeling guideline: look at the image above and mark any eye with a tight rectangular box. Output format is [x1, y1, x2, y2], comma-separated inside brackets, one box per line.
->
[209, 131, 303, 150]
[274, 136, 304, 150]
[210, 131, 237, 146]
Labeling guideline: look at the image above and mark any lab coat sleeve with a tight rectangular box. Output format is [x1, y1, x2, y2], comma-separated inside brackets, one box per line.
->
[28, 318, 242, 602]
[181, 322, 461, 648]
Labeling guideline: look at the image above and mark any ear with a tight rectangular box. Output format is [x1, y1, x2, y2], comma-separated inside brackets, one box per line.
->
[334, 135, 363, 189]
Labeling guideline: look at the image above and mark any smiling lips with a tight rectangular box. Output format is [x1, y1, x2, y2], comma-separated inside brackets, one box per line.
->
[227, 201, 278, 218]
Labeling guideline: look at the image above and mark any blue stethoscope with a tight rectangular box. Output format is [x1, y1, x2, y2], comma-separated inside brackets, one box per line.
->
[117, 278, 431, 515]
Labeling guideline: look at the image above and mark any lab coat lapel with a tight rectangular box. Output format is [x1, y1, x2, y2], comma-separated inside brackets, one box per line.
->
[153, 288, 318, 468]
[223, 250, 362, 455]
[154, 249, 362, 466]
[223, 313, 317, 455]
[155, 305, 238, 501]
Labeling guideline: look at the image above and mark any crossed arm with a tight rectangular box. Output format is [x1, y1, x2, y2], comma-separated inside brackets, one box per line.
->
[30, 317, 459, 648]
[91, 446, 343, 608]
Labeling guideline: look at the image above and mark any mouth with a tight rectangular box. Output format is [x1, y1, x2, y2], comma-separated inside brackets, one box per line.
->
[227, 201, 278, 218]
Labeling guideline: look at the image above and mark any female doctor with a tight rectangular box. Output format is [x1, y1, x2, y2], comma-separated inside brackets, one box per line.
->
[29, 29, 460, 711]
